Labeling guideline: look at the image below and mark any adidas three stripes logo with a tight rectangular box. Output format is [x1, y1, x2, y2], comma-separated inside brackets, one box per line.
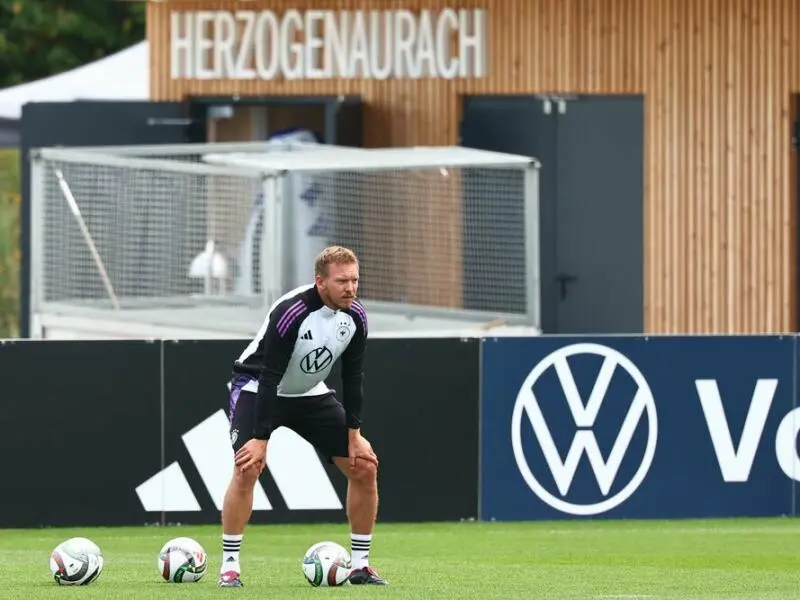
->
[135, 410, 342, 512]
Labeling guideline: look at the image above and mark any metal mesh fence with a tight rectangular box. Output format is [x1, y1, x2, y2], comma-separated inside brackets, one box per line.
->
[31, 144, 539, 327]
[36, 154, 263, 308]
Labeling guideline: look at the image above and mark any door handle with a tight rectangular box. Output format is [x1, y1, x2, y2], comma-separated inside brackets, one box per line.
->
[555, 273, 577, 300]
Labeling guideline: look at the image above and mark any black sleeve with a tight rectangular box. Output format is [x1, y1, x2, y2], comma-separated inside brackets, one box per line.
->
[341, 307, 368, 430]
[253, 308, 303, 439]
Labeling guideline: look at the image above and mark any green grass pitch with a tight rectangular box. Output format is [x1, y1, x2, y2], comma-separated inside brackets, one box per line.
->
[1, 518, 798, 599]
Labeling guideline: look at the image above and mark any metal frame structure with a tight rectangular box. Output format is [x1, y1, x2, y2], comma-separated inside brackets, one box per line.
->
[28, 142, 541, 339]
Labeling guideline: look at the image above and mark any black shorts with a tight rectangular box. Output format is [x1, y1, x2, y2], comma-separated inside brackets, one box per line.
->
[227, 376, 348, 462]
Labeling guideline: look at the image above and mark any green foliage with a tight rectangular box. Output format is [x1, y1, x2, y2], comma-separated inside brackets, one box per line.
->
[0, 0, 146, 88]
[0, 2, 144, 336]
[0, 149, 19, 338]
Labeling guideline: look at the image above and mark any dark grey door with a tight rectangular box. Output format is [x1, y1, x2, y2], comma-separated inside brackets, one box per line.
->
[460, 96, 558, 328]
[459, 94, 644, 334]
[794, 97, 800, 330]
[555, 96, 644, 333]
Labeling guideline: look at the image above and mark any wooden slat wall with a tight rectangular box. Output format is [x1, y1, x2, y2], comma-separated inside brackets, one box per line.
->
[148, 0, 800, 333]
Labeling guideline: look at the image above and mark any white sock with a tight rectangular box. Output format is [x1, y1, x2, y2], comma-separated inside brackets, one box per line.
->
[350, 533, 372, 569]
[221, 534, 243, 573]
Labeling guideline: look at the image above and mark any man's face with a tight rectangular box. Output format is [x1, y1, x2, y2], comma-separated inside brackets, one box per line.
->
[317, 261, 359, 310]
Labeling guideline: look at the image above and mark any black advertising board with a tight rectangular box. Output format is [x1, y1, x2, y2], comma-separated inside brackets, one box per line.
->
[0, 337, 480, 527]
[0, 340, 161, 528]
[157, 337, 480, 525]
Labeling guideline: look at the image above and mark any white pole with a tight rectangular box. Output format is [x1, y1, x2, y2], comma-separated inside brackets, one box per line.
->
[54, 169, 121, 310]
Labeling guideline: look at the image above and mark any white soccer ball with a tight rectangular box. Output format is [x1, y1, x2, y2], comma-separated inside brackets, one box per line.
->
[49, 536, 104, 586]
[302, 541, 352, 587]
[157, 537, 208, 583]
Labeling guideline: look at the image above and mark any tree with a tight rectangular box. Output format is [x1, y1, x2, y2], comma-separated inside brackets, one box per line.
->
[0, 0, 146, 88]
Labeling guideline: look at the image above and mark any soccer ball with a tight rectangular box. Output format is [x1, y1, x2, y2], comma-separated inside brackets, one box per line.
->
[49, 537, 104, 586]
[157, 537, 208, 583]
[302, 541, 352, 587]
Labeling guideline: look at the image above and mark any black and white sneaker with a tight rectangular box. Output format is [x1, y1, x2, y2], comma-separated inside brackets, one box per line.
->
[218, 570, 243, 587]
[348, 566, 388, 585]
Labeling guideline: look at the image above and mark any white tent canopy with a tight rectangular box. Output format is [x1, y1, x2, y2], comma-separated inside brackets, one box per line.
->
[0, 41, 149, 120]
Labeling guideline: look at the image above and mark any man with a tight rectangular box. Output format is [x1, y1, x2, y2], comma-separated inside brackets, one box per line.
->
[219, 245, 387, 588]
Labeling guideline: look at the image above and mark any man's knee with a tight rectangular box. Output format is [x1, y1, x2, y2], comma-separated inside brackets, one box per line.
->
[230, 461, 263, 490]
[349, 457, 378, 484]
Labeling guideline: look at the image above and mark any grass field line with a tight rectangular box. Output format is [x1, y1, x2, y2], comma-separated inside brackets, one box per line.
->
[593, 595, 659, 599]
[4, 516, 799, 532]
[532, 525, 800, 535]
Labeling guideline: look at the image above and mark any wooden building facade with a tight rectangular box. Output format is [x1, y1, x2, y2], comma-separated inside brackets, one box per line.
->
[146, 0, 800, 334]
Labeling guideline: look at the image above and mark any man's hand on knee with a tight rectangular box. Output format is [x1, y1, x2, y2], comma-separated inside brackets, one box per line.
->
[238, 458, 265, 476]
[235, 438, 267, 472]
[349, 454, 378, 482]
[347, 432, 378, 469]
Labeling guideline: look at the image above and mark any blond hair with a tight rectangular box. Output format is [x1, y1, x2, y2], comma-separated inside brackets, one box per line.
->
[315, 246, 359, 277]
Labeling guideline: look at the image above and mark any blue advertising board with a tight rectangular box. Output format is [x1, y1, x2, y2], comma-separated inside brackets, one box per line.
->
[480, 336, 797, 520]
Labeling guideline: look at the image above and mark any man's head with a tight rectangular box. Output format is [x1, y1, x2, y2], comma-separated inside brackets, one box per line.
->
[314, 246, 359, 310]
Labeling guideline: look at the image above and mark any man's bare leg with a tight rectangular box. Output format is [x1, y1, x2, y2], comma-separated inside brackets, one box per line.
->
[333, 456, 386, 584]
[334, 457, 378, 535]
[219, 460, 263, 587]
